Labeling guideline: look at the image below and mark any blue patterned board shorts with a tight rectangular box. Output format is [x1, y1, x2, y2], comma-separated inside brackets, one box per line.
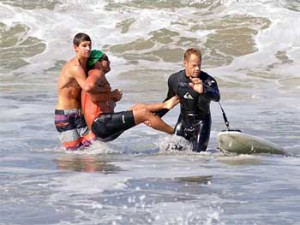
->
[54, 109, 95, 150]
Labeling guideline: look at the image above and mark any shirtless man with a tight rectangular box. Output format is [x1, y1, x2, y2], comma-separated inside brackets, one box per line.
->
[81, 50, 179, 142]
[54, 33, 96, 150]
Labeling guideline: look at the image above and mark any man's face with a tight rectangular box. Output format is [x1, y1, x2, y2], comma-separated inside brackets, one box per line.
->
[74, 41, 91, 58]
[101, 54, 111, 73]
[184, 53, 201, 78]
[95, 54, 111, 73]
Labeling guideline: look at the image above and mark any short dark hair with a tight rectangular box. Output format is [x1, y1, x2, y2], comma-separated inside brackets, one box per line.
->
[184, 48, 202, 61]
[73, 33, 91, 46]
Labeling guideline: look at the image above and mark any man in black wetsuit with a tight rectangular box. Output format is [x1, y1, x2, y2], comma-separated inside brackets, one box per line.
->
[157, 48, 220, 152]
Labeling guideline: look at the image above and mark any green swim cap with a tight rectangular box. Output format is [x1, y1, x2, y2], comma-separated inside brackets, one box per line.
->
[88, 50, 104, 66]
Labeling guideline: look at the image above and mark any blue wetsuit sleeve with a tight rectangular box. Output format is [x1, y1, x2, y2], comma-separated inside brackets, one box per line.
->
[202, 78, 220, 102]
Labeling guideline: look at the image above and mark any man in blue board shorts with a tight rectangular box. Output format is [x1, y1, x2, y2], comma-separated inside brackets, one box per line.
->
[54, 33, 97, 150]
[156, 48, 220, 152]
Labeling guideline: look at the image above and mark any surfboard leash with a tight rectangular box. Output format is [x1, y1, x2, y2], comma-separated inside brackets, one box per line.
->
[218, 102, 241, 132]
[218, 102, 230, 130]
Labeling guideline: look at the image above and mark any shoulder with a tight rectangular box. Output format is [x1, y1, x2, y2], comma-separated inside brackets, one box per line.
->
[72, 65, 85, 77]
[86, 68, 108, 89]
[64, 58, 86, 78]
[169, 70, 183, 80]
[200, 71, 216, 81]
[88, 68, 105, 80]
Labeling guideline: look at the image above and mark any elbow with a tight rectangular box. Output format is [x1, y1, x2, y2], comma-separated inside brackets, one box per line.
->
[83, 83, 95, 93]
[213, 94, 220, 102]
[214, 94, 221, 102]
[203, 90, 220, 102]
[210, 89, 220, 102]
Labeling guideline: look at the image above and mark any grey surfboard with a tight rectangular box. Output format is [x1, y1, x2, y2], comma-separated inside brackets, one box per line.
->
[217, 131, 286, 155]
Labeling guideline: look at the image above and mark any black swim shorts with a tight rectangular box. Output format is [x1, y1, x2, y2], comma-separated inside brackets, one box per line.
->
[91, 110, 135, 142]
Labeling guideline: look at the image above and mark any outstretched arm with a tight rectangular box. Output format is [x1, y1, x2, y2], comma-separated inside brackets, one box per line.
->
[155, 76, 176, 117]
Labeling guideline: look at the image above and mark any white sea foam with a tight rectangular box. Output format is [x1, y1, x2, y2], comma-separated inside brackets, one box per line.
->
[217, 1, 300, 73]
[1, 0, 298, 82]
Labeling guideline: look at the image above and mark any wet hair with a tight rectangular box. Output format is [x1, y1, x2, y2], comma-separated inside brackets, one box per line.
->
[184, 48, 202, 61]
[73, 33, 91, 46]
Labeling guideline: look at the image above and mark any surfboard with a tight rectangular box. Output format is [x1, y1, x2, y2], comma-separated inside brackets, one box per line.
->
[217, 131, 286, 155]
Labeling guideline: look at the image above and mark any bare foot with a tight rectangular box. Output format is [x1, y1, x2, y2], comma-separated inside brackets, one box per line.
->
[164, 96, 179, 109]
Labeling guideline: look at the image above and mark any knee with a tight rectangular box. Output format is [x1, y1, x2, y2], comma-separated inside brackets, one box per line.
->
[134, 108, 152, 121]
[130, 103, 146, 110]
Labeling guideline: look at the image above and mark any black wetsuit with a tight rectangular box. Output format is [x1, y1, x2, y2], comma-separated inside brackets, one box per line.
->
[157, 70, 220, 152]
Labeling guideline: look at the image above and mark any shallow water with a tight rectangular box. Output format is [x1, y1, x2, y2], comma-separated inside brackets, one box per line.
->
[0, 0, 299, 224]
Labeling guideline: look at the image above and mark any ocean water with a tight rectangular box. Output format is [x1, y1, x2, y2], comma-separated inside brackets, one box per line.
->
[0, 0, 299, 224]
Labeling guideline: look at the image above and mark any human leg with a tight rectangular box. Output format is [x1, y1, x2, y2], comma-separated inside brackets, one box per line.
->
[192, 115, 211, 152]
[55, 109, 94, 150]
[92, 107, 174, 141]
[132, 108, 174, 134]
[92, 111, 136, 141]
[174, 115, 185, 137]
[130, 96, 179, 112]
